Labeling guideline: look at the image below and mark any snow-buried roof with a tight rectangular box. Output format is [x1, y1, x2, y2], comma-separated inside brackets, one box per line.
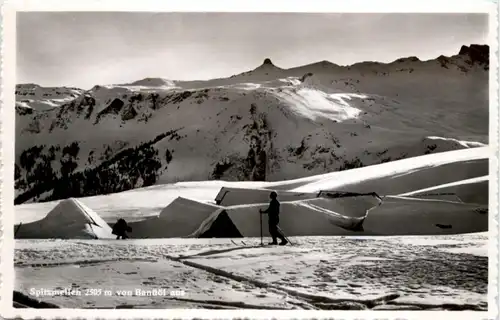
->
[190, 194, 383, 238]
[14, 198, 114, 239]
[126, 197, 222, 238]
[214, 187, 318, 206]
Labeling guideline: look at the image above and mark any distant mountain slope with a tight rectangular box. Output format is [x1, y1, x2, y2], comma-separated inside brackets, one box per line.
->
[15, 84, 85, 112]
[14, 44, 489, 204]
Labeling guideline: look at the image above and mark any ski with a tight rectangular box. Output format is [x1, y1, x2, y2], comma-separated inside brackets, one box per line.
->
[231, 239, 248, 246]
[229, 239, 295, 247]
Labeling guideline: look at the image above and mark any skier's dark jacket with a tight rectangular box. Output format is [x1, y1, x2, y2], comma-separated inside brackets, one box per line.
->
[262, 199, 280, 218]
[112, 218, 128, 236]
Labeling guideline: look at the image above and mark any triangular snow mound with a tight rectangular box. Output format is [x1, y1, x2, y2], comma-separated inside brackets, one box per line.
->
[191, 194, 382, 238]
[127, 197, 221, 238]
[363, 196, 488, 235]
[214, 187, 318, 206]
[14, 198, 114, 239]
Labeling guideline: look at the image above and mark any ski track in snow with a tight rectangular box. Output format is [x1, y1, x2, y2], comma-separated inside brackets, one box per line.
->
[15, 234, 487, 310]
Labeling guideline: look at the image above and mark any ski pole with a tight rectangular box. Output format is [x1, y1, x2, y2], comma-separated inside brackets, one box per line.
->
[277, 226, 293, 246]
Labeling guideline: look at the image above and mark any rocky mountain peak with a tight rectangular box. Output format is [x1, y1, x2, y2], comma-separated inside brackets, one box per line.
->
[458, 44, 489, 65]
[262, 58, 274, 65]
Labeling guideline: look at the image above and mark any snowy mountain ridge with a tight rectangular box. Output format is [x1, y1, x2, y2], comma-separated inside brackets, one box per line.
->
[15, 44, 489, 204]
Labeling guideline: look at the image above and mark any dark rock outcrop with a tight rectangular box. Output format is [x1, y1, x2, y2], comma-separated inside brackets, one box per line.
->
[95, 98, 125, 123]
[394, 56, 420, 63]
[121, 105, 138, 121]
[15, 105, 33, 116]
[300, 72, 314, 82]
[458, 44, 489, 65]
[263, 58, 273, 65]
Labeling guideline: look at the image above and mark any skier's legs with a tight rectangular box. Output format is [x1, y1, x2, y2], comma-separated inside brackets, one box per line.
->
[116, 231, 128, 240]
[273, 216, 287, 244]
[268, 219, 278, 244]
[275, 225, 286, 242]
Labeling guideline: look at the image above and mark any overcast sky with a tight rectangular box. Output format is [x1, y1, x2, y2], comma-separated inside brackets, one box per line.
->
[17, 12, 489, 89]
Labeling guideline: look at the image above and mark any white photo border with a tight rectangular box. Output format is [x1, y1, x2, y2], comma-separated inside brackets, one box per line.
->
[0, 0, 498, 319]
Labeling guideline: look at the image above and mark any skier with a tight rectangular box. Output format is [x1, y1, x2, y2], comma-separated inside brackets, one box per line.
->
[112, 218, 132, 240]
[259, 191, 288, 246]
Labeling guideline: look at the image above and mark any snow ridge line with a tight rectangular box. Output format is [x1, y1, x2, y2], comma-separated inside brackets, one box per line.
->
[15, 257, 158, 268]
[167, 297, 290, 310]
[72, 199, 98, 226]
[177, 244, 261, 259]
[179, 240, 296, 260]
[89, 297, 304, 310]
[163, 252, 400, 310]
[386, 195, 485, 205]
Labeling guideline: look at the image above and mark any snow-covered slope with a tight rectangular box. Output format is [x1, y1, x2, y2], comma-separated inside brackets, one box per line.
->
[15, 147, 489, 225]
[14, 146, 489, 239]
[15, 44, 489, 204]
[15, 84, 85, 112]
